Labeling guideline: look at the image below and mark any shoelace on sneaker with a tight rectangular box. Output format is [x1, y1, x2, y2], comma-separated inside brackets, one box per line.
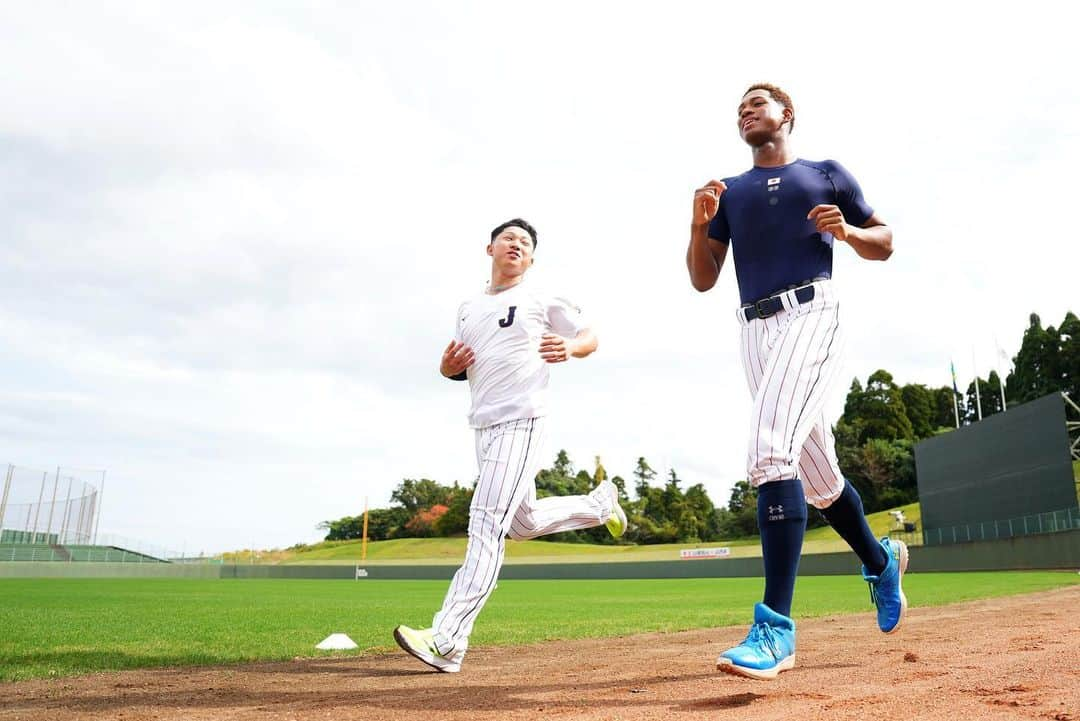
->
[744, 622, 783, 659]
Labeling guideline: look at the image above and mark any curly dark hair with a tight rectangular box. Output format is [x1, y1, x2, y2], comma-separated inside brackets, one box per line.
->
[744, 82, 795, 133]
[490, 218, 538, 249]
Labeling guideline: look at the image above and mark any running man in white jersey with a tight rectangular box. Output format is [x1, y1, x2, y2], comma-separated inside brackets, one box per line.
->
[393, 218, 627, 673]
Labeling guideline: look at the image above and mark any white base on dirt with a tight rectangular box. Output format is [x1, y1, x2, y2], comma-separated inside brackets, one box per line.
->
[316, 633, 358, 650]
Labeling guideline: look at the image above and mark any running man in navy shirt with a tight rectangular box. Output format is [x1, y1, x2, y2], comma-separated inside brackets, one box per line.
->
[687, 83, 908, 680]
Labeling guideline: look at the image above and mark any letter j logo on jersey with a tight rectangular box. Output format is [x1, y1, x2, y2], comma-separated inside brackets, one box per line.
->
[498, 306, 517, 328]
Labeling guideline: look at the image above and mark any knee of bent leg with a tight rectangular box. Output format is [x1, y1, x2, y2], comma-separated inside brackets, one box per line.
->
[756, 478, 808, 525]
[505, 510, 536, 541]
[466, 507, 500, 537]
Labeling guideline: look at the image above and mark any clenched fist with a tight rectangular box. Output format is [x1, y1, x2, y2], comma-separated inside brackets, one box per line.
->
[807, 204, 852, 242]
[693, 180, 727, 226]
[440, 339, 475, 378]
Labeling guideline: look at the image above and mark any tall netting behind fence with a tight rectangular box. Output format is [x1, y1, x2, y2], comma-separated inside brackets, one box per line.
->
[0, 465, 105, 546]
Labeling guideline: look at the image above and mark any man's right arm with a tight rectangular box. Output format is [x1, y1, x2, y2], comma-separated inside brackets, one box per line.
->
[687, 180, 729, 292]
[440, 340, 474, 381]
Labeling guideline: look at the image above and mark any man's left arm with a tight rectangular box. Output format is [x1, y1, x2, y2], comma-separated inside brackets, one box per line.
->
[808, 207, 892, 260]
[541, 295, 598, 363]
[540, 329, 598, 363]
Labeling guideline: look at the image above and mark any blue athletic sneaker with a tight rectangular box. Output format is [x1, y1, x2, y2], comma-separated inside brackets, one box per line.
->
[716, 603, 796, 680]
[862, 537, 909, 634]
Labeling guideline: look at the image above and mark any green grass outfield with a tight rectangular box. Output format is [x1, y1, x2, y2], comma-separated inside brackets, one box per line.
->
[1, 571, 1076, 682]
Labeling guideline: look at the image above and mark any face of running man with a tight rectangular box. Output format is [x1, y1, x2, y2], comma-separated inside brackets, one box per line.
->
[737, 89, 792, 145]
[487, 226, 535, 274]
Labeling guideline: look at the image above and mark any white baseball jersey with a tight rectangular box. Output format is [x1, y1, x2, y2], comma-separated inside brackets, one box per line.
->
[455, 279, 588, 428]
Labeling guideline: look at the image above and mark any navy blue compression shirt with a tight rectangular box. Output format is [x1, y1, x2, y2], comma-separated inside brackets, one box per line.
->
[707, 158, 874, 304]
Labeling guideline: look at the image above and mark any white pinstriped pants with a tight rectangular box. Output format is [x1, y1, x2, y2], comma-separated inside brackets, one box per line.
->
[738, 280, 847, 509]
[431, 417, 610, 656]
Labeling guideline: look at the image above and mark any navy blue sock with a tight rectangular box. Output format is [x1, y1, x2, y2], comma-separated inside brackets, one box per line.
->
[820, 480, 888, 575]
[757, 478, 807, 618]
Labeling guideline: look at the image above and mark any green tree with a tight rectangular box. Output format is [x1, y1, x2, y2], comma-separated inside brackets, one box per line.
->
[855, 370, 914, 442]
[900, 383, 935, 439]
[610, 474, 629, 503]
[367, 507, 410, 540]
[317, 515, 362, 541]
[535, 450, 579, 498]
[632, 457, 657, 498]
[1058, 311, 1080, 403]
[1006, 313, 1064, 403]
[931, 385, 958, 430]
[965, 371, 1004, 423]
[839, 438, 916, 512]
[721, 480, 759, 538]
[842, 378, 866, 423]
[553, 449, 574, 477]
[534, 452, 617, 544]
[391, 478, 453, 514]
[432, 483, 472, 536]
[319, 506, 409, 541]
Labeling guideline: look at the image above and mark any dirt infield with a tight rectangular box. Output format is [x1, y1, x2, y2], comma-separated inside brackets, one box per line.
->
[2, 585, 1077, 721]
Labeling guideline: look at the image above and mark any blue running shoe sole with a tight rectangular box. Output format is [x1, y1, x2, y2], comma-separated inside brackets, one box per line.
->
[716, 653, 796, 680]
[884, 540, 909, 635]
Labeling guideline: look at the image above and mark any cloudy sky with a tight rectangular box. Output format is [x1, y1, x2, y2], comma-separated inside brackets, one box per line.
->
[1, 2, 1075, 554]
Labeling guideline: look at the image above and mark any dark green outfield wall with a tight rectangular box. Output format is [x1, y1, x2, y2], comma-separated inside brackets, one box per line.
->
[915, 393, 1078, 533]
[2, 530, 1076, 579]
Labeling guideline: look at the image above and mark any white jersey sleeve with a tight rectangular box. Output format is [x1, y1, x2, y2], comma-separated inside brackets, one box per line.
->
[545, 295, 589, 337]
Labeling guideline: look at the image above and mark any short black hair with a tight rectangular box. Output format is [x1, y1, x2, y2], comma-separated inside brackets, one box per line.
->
[490, 218, 538, 249]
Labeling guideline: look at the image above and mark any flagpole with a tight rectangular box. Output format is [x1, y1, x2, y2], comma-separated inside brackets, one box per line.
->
[972, 350, 983, 420]
[950, 361, 961, 428]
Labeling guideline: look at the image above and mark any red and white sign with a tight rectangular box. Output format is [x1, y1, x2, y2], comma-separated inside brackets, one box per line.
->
[679, 547, 731, 560]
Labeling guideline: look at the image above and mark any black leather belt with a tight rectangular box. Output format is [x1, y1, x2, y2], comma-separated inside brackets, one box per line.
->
[741, 285, 816, 322]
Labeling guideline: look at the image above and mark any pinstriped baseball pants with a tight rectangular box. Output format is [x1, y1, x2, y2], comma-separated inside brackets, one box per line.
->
[431, 416, 609, 656]
[739, 280, 847, 509]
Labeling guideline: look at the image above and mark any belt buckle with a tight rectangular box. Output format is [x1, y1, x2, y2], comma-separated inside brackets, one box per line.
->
[754, 298, 775, 319]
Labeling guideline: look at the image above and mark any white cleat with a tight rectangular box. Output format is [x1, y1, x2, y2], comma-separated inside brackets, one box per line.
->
[597, 480, 627, 538]
[393, 625, 464, 673]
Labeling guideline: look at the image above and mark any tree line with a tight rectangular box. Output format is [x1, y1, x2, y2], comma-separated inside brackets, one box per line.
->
[318, 310, 1077, 544]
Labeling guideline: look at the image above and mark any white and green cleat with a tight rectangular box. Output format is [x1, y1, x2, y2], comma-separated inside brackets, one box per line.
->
[598, 480, 628, 538]
[393, 625, 464, 673]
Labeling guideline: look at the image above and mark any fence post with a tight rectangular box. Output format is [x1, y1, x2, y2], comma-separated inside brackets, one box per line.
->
[59, 475, 73, 544]
[74, 484, 84, 543]
[44, 467, 61, 546]
[31, 471, 47, 544]
[0, 464, 13, 538]
[92, 471, 106, 545]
